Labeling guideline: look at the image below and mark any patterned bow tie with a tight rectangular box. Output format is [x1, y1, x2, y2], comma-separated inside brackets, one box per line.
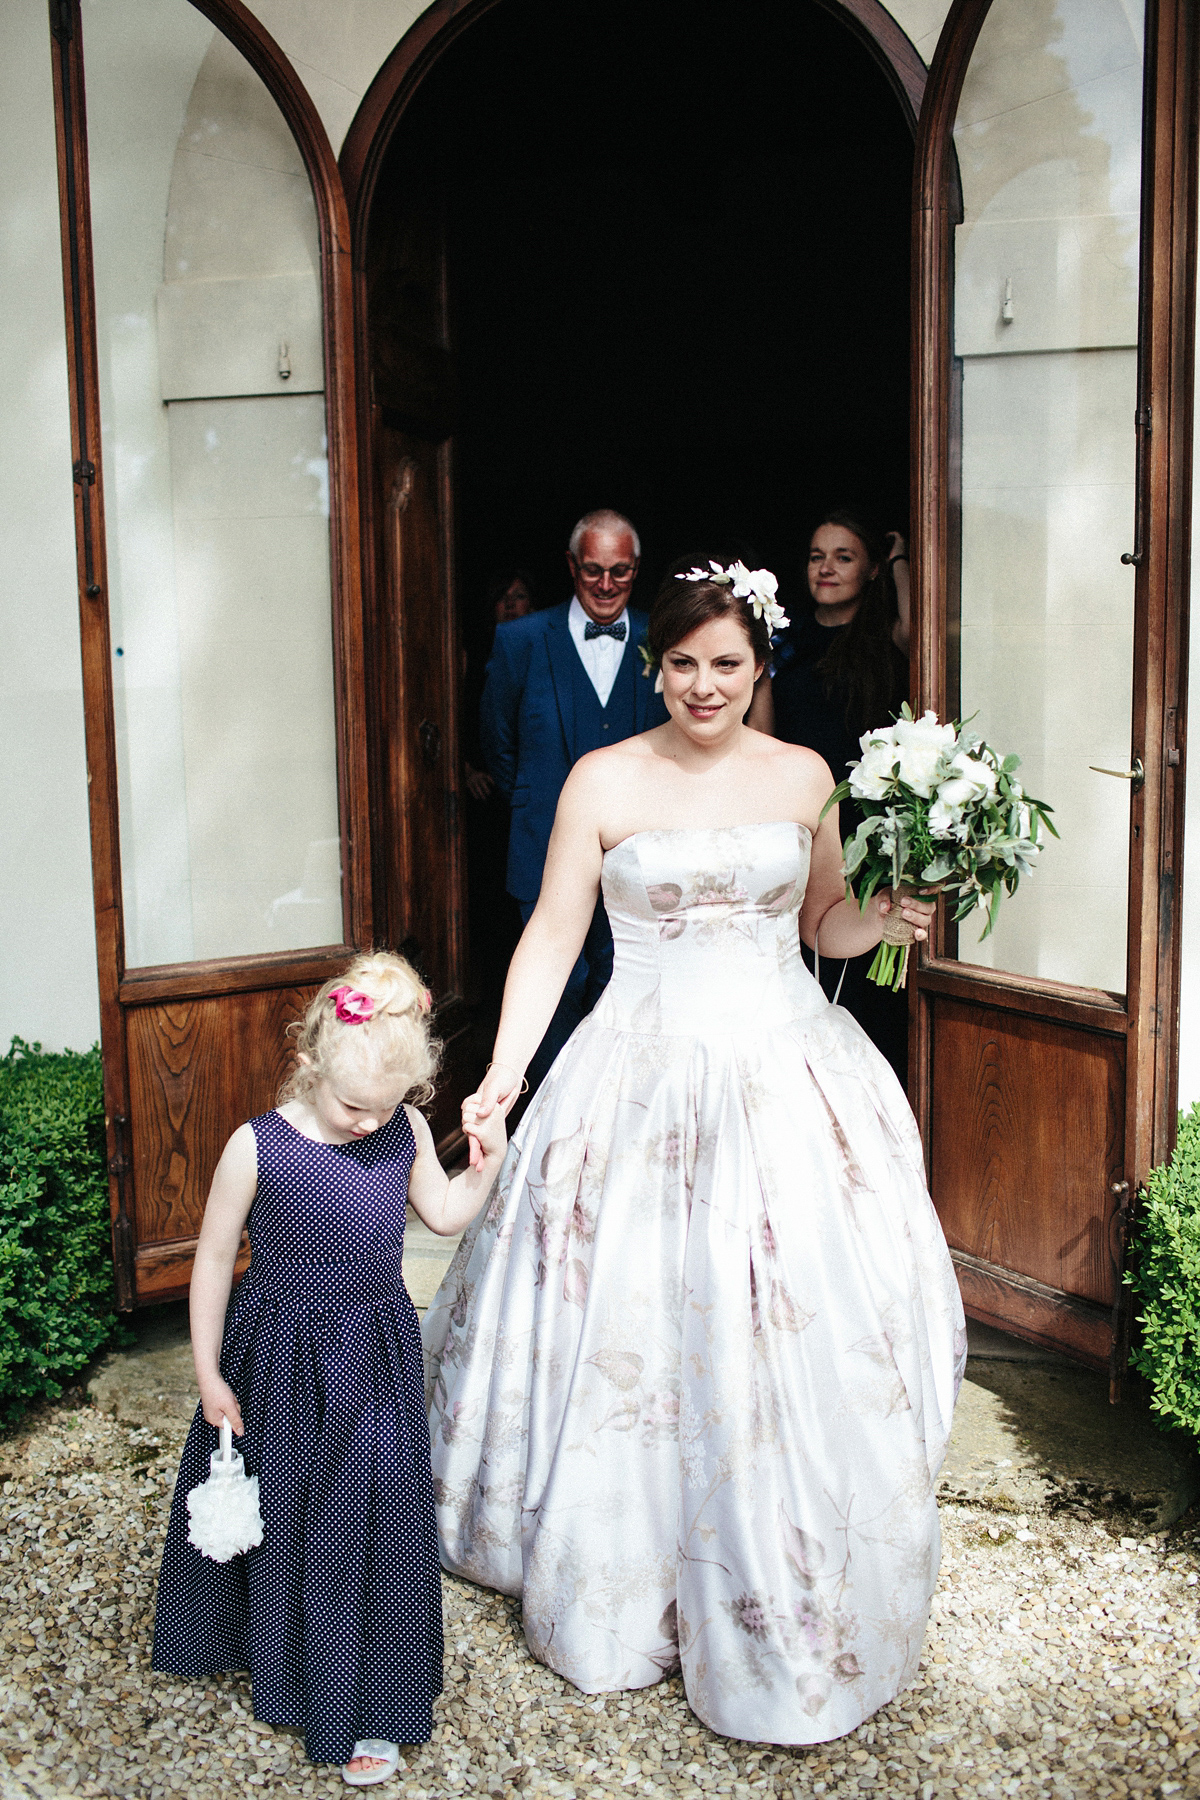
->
[584, 619, 627, 641]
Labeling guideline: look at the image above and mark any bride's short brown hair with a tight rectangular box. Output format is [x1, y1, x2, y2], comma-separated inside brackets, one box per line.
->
[647, 562, 772, 670]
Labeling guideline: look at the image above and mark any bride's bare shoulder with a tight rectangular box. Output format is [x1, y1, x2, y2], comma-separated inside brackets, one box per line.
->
[573, 731, 664, 779]
[747, 732, 834, 786]
[562, 738, 649, 803]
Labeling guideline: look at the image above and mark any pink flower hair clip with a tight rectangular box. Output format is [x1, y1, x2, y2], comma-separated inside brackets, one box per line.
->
[418, 989, 433, 1015]
[329, 985, 374, 1024]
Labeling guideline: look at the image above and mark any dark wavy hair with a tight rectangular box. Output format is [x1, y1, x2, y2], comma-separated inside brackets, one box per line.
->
[810, 508, 903, 732]
[648, 554, 772, 669]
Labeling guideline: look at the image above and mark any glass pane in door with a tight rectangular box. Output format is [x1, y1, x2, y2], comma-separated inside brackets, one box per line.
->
[951, 0, 1143, 994]
[81, 0, 342, 967]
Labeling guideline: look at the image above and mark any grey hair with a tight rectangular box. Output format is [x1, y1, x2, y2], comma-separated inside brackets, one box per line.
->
[568, 509, 641, 561]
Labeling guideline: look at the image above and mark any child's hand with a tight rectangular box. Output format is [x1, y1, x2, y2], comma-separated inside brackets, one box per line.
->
[198, 1375, 244, 1436]
[462, 1093, 507, 1173]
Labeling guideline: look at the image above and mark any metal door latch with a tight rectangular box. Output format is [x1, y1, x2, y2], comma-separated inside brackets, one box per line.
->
[1089, 757, 1144, 792]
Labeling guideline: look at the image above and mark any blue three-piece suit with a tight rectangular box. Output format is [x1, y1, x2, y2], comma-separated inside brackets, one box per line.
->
[480, 601, 668, 1081]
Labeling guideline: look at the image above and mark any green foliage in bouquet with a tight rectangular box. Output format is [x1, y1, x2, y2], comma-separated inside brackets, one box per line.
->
[820, 705, 1057, 989]
[0, 1037, 127, 1428]
[1126, 1102, 1200, 1442]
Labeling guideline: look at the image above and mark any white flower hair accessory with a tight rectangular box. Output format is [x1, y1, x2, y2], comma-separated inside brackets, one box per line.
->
[676, 560, 789, 634]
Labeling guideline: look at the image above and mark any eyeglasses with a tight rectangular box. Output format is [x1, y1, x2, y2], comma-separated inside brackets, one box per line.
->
[574, 561, 638, 583]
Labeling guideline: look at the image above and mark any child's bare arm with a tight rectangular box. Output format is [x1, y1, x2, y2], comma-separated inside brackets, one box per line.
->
[405, 1100, 507, 1237]
[190, 1123, 258, 1432]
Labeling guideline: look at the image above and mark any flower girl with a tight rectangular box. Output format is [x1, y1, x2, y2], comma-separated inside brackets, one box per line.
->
[152, 952, 506, 1786]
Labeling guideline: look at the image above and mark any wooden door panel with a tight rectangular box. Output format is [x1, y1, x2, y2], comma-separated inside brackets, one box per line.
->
[126, 986, 316, 1245]
[379, 430, 462, 1001]
[125, 980, 325, 1302]
[949, 1253, 1114, 1366]
[930, 997, 1125, 1307]
[374, 421, 473, 1156]
[363, 159, 476, 1161]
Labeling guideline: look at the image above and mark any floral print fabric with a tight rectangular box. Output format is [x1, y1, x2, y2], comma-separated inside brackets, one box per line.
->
[423, 822, 966, 1744]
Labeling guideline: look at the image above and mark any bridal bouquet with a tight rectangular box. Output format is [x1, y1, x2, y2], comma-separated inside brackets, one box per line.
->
[820, 705, 1057, 991]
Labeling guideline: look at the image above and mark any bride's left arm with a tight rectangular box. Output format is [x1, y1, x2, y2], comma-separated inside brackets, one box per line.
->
[798, 797, 935, 957]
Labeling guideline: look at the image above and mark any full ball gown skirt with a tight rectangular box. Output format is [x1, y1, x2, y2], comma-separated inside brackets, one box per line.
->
[423, 822, 966, 1745]
[153, 1107, 443, 1766]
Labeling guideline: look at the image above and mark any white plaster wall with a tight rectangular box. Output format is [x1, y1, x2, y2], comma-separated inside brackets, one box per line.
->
[164, 33, 340, 960]
[882, 0, 954, 68]
[82, 0, 215, 967]
[957, 348, 1136, 991]
[952, 0, 1142, 995]
[238, 0, 954, 158]
[83, 6, 340, 964]
[0, 0, 101, 1053]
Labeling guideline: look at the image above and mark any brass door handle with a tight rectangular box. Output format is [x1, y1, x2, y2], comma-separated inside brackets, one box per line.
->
[1089, 757, 1144, 792]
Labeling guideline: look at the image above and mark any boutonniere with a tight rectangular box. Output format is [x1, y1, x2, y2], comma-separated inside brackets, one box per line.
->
[638, 642, 665, 693]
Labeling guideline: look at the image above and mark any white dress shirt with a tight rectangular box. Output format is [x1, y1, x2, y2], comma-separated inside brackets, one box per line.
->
[568, 596, 630, 707]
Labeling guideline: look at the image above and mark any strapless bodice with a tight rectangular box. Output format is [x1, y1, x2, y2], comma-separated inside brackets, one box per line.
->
[592, 820, 827, 1037]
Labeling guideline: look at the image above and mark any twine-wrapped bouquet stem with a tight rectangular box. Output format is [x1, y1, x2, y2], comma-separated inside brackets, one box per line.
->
[871, 882, 941, 991]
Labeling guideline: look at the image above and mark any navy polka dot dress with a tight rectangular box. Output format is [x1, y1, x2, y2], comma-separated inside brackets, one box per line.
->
[152, 1107, 443, 1765]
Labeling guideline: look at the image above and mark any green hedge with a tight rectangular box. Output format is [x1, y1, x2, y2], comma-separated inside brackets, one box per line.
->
[0, 1037, 126, 1429]
[1126, 1099, 1200, 1441]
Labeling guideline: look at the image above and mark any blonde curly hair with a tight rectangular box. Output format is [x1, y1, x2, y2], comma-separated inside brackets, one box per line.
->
[278, 950, 442, 1106]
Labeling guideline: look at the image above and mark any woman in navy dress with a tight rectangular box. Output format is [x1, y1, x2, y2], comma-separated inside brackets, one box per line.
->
[153, 953, 507, 1785]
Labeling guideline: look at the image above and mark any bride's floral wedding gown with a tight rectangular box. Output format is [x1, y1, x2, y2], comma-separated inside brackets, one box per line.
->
[423, 822, 966, 1744]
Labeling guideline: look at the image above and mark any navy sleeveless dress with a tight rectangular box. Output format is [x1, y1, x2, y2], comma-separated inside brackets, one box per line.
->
[152, 1106, 443, 1765]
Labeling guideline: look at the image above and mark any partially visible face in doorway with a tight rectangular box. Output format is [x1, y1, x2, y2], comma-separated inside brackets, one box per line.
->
[808, 523, 877, 617]
[568, 525, 639, 625]
[495, 578, 533, 625]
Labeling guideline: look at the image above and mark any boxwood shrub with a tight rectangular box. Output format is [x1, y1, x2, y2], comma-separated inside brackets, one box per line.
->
[1126, 1099, 1200, 1441]
[0, 1037, 125, 1428]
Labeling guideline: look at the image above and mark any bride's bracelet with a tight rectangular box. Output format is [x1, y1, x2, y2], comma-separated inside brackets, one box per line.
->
[487, 1060, 530, 1096]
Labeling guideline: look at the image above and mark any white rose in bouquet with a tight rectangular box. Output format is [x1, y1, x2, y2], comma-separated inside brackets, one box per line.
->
[848, 728, 899, 801]
[891, 711, 957, 797]
[947, 748, 998, 797]
[927, 786, 972, 840]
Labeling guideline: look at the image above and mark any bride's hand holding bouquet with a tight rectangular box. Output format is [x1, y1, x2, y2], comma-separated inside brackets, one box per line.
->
[822, 704, 1056, 990]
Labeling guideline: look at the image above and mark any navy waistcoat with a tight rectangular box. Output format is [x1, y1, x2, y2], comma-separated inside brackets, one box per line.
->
[567, 636, 639, 760]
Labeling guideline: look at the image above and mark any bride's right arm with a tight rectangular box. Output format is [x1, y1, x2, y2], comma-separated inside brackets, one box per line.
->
[471, 761, 607, 1126]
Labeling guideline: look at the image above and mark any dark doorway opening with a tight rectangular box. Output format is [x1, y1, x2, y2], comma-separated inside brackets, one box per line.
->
[367, 0, 914, 1013]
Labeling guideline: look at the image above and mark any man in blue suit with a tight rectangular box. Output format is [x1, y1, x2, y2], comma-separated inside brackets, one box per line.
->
[480, 507, 668, 1088]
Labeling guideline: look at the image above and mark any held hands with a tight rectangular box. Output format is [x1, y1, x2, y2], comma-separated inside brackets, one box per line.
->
[876, 888, 937, 942]
[462, 1072, 516, 1172]
[198, 1375, 244, 1435]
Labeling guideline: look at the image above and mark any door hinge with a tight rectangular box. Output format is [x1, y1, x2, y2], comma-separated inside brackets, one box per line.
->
[1121, 407, 1152, 565]
[73, 458, 96, 486]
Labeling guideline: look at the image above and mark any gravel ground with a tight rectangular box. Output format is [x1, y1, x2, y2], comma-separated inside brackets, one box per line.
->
[2, 1400, 1200, 1800]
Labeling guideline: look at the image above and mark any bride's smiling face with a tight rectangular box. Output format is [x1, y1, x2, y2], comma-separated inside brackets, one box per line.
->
[660, 614, 764, 736]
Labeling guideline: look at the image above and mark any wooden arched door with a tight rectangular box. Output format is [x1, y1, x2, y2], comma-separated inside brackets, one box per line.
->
[49, 0, 370, 1306]
[911, 0, 1197, 1380]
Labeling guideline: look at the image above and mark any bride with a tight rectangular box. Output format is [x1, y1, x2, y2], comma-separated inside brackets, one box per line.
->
[425, 561, 966, 1745]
